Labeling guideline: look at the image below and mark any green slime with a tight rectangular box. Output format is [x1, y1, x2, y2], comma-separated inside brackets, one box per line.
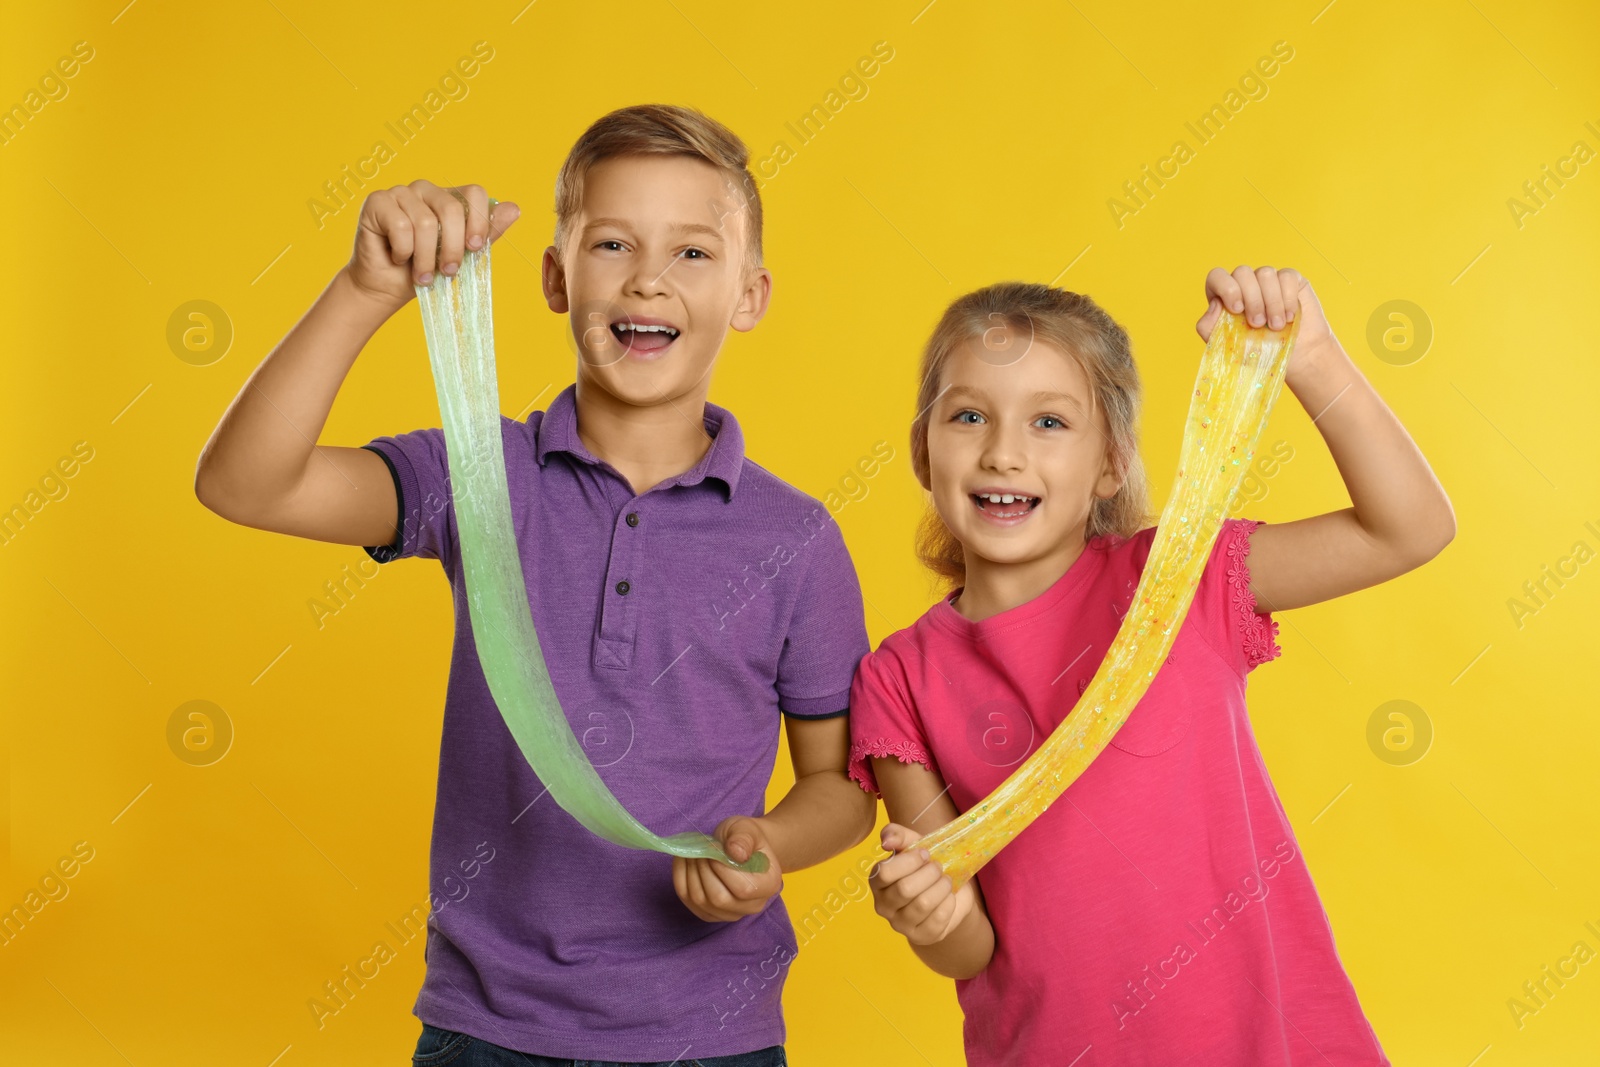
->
[412, 219, 767, 873]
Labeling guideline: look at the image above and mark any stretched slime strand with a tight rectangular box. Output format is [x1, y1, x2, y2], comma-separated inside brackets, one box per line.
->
[412, 213, 766, 873]
[915, 308, 1302, 892]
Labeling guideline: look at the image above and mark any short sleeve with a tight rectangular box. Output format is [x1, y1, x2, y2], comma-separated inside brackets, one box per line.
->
[774, 515, 871, 719]
[359, 428, 457, 571]
[845, 647, 935, 796]
[1195, 517, 1283, 675]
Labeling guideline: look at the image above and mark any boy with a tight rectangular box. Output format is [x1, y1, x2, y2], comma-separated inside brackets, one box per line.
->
[195, 105, 875, 1066]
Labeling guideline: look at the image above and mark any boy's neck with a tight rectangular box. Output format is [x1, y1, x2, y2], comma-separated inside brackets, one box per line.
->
[572, 377, 716, 497]
[954, 536, 1091, 623]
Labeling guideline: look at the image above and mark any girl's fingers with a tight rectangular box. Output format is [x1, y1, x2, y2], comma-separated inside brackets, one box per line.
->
[900, 876, 955, 927]
[1278, 267, 1303, 323]
[879, 822, 915, 851]
[1196, 296, 1222, 342]
[882, 858, 947, 912]
[1205, 266, 1242, 315]
[1232, 264, 1266, 327]
[871, 846, 929, 890]
[909, 889, 959, 941]
[1256, 265, 1286, 329]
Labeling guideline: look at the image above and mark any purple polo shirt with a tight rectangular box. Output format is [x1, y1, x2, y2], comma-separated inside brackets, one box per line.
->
[359, 383, 869, 1060]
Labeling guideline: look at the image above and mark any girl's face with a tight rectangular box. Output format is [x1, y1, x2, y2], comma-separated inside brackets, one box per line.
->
[925, 333, 1122, 574]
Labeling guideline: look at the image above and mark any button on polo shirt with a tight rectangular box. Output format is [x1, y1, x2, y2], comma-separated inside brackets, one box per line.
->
[358, 382, 869, 1061]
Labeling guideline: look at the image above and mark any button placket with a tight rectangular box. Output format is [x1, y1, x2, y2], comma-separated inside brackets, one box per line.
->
[595, 504, 642, 669]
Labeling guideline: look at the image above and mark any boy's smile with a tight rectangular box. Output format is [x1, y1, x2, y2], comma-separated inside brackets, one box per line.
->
[542, 154, 769, 406]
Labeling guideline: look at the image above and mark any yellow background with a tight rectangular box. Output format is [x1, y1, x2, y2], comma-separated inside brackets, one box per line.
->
[4, 1, 1598, 1063]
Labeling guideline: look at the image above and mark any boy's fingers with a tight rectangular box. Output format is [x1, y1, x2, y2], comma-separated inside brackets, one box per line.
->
[486, 200, 520, 243]
[694, 859, 735, 912]
[393, 184, 439, 283]
[372, 188, 415, 267]
[421, 183, 467, 277]
[456, 184, 491, 251]
[1232, 264, 1265, 327]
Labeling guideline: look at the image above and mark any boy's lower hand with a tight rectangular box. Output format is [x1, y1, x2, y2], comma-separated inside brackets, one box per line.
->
[869, 823, 975, 946]
[1195, 265, 1340, 384]
[672, 816, 783, 922]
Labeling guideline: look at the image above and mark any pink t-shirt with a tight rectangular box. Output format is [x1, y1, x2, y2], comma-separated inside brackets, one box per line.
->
[848, 518, 1390, 1066]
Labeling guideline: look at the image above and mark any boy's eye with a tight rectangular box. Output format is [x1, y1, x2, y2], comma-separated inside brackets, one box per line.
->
[679, 247, 708, 260]
[597, 240, 626, 251]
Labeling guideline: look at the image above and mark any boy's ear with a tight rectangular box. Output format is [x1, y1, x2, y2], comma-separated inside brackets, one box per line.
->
[541, 245, 569, 313]
[729, 266, 773, 333]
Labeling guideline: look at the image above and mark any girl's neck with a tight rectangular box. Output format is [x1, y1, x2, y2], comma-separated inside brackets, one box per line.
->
[953, 534, 1093, 623]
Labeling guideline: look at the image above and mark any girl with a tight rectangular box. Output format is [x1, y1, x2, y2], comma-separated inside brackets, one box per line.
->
[851, 267, 1452, 1065]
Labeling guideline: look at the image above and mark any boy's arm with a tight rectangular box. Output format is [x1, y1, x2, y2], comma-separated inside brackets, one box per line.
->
[760, 714, 876, 871]
[1196, 266, 1456, 613]
[194, 181, 518, 548]
[193, 268, 402, 547]
[871, 758, 995, 980]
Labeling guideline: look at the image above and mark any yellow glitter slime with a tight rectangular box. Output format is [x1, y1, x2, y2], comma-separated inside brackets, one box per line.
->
[914, 309, 1302, 891]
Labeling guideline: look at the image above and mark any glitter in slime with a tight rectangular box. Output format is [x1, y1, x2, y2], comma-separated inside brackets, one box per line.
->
[412, 219, 766, 873]
[911, 306, 1303, 892]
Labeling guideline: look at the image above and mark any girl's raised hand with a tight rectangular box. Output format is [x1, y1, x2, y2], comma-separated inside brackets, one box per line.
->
[1195, 265, 1339, 381]
[869, 822, 976, 946]
[345, 179, 520, 313]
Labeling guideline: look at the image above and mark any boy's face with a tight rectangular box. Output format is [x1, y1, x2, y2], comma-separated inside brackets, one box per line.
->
[924, 333, 1122, 573]
[542, 154, 770, 408]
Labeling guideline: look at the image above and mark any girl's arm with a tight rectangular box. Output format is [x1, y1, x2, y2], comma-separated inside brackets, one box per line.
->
[869, 759, 995, 979]
[1197, 266, 1456, 612]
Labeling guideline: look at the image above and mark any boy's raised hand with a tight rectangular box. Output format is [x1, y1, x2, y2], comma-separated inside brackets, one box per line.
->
[345, 179, 521, 313]
[672, 816, 784, 922]
[1195, 265, 1340, 382]
[870, 822, 976, 946]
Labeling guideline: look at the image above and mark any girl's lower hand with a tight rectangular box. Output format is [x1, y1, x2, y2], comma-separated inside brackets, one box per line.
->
[869, 822, 975, 946]
[671, 816, 784, 922]
[1195, 265, 1340, 384]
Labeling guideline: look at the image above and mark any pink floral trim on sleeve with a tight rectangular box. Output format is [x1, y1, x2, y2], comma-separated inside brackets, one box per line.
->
[847, 737, 932, 796]
[1227, 519, 1283, 671]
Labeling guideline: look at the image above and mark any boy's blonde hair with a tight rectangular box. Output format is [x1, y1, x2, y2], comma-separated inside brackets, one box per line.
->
[910, 282, 1153, 588]
[553, 103, 764, 270]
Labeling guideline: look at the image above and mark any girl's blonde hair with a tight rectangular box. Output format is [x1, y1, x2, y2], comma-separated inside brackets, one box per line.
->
[910, 281, 1153, 588]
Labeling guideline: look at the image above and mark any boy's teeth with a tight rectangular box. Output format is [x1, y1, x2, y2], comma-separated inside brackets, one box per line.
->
[617, 323, 678, 335]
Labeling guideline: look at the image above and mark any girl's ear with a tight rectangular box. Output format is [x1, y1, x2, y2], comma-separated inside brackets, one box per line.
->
[1093, 449, 1123, 501]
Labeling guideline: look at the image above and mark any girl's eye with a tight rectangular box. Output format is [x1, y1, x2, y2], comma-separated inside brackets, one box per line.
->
[953, 410, 984, 425]
[1036, 415, 1067, 430]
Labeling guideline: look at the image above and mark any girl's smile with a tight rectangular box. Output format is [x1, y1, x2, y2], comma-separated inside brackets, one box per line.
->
[969, 487, 1043, 525]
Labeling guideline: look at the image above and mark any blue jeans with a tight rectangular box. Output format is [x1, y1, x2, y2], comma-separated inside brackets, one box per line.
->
[410, 1022, 787, 1067]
